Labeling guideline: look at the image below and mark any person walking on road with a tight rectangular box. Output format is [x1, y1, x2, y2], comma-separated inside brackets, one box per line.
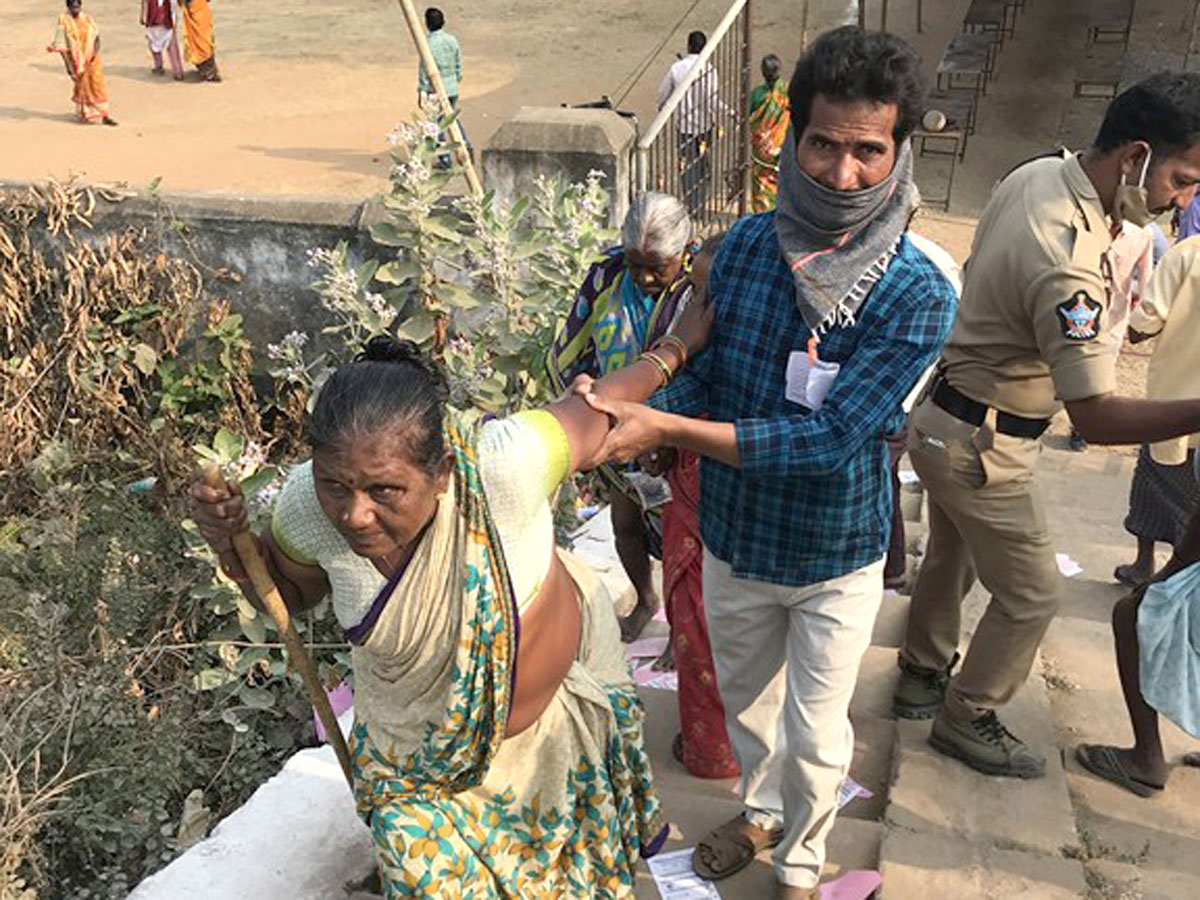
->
[418, 6, 468, 168]
[47, 0, 116, 125]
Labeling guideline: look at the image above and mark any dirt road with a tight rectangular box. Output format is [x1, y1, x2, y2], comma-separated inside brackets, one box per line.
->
[1, 0, 831, 198]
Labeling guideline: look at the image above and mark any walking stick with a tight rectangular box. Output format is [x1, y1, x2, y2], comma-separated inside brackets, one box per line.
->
[203, 465, 356, 789]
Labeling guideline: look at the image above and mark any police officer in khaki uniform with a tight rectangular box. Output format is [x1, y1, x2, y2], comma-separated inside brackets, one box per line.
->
[893, 73, 1200, 778]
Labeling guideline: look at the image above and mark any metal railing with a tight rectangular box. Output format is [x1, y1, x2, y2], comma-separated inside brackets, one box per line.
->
[636, 0, 752, 232]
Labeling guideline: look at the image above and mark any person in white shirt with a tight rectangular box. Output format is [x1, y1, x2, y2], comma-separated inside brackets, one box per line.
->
[657, 31, 727, 218]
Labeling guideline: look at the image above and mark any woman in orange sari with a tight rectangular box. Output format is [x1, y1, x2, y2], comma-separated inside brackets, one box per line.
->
[180, 0, 221, 82]
[47, 0, 116, 126]
[747, 54, 789, 212]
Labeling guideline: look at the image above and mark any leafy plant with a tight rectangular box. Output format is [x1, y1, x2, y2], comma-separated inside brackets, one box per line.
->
[296, 107, 617, 416]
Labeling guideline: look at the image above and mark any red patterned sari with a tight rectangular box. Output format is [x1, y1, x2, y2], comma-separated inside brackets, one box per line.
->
[662, 450, 739, 779]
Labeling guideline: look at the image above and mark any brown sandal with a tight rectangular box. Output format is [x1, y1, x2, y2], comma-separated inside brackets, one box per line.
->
[691, 813, 783, 881]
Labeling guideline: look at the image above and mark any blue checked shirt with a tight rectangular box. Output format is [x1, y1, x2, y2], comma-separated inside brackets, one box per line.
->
[651, 213, 957, 587]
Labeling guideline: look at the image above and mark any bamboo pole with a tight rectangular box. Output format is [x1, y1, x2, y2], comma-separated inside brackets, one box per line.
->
[395, 0, 484, 197]
[202, 466, 355, 788]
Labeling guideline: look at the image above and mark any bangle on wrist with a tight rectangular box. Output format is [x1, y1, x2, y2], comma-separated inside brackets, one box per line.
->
[636, 351, 674, 387]
[655, 335, 688, 368]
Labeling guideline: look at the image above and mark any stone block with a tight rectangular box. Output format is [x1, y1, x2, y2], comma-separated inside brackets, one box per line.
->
[850, 646, 899, 723]
[885, 668, 1078, 857]
[845, 717, 896, 822]
[481, 107, 636, 227]
[899, 488, 924, 525]
[871, 594, 908, 648]
[879, 829, 1087, 899]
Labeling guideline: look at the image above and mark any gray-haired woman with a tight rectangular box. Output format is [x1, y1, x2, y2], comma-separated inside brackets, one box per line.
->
[547, 191, 695, 642]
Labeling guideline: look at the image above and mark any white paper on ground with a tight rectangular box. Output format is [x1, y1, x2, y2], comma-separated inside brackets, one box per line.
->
[627, 635, 670, 660]
[646, 848, 722, 899]
[836, 776, 873, 809]
[1055, 553, 1083, 578]
[634, 664, 679, 691]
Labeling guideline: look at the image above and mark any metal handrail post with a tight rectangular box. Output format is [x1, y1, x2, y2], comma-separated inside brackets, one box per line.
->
[739, 0, 752, 216]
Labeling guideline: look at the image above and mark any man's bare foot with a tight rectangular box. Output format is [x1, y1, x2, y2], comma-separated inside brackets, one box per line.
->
[618, 600, 657, 642]
[651, 641, 675, 671]
[692, 813, 782, 880]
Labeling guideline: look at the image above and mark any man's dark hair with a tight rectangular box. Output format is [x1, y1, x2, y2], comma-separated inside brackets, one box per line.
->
[687, 31, 707, 54]
[1094, 73, 1200, 159]
[788, 25, 926, 144]
[761, 54, 781, 83]
[425, 7, 445, 31]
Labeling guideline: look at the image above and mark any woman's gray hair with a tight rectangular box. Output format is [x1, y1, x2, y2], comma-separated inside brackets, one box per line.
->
[621, 191, 692, 260]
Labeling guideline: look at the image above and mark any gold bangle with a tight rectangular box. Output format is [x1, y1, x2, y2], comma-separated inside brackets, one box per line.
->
[636, 351, 674, 387]
[655, 335, 689, 368]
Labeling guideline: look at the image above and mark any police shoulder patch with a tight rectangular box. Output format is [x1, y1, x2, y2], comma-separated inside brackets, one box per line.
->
[1055, 290, 1102, 341]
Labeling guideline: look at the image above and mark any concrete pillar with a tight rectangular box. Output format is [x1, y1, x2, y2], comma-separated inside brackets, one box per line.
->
[480, 107, 636, 227]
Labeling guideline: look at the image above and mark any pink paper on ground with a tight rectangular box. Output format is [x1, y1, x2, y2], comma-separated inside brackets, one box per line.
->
[819, 870, 883, 900]
[626, 635, 670, 660]
[313, 681, 355, 742]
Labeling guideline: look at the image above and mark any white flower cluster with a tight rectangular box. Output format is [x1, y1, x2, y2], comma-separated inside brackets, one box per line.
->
[248, 480, 282, 518]
[386, 122, 418, 149]
[391, 158, 432, 188]
[265, 330, 309, 362]
[365, 292, 391, 319]
[234, 441, 268, 481]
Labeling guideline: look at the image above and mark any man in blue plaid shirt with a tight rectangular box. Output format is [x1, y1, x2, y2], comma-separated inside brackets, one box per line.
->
[581, 27, 957, 899]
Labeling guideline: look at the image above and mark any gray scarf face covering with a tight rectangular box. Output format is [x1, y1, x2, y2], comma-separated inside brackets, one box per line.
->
[775, 125, 918, 332]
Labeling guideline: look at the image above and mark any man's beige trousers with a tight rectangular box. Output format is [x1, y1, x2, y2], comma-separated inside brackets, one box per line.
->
[702, 551, 884, 888]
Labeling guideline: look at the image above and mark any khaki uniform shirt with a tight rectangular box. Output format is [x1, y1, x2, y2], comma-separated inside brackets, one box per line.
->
[941, 153, 1118, 419]
[1129, 236, 1200, 464]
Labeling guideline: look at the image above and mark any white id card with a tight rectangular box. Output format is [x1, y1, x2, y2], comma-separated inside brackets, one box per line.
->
[786, 350, 840, 411]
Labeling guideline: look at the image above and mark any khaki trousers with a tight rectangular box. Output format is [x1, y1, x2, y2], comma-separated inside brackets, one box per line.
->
[901, 397, 1060, 717]
[703, 550, 884, 888]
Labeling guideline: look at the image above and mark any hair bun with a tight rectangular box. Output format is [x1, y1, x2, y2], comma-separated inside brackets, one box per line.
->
[358, 335, 425, 365]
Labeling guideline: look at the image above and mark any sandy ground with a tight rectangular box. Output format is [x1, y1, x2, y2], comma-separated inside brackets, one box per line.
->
[0, 0, 857, 198]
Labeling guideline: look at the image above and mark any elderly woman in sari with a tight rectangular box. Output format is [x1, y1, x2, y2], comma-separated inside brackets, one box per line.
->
[653, 235, 740, 780]
[748, 54, 790, 211]
[191, 296, 711, 896]
[46, 0, 116, 126]
[547, 191, 694, 642]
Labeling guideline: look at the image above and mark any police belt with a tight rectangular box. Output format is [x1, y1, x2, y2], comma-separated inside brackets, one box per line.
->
[930, 376, 1051, 440]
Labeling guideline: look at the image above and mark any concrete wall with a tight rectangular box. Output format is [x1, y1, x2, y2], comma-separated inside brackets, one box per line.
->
[0, 182, 393, 343]
[481, 107, 636, 227]
[2, 107, 636, 345]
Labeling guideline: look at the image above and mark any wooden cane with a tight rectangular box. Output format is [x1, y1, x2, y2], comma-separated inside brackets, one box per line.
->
[203, 465, 355, 788]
